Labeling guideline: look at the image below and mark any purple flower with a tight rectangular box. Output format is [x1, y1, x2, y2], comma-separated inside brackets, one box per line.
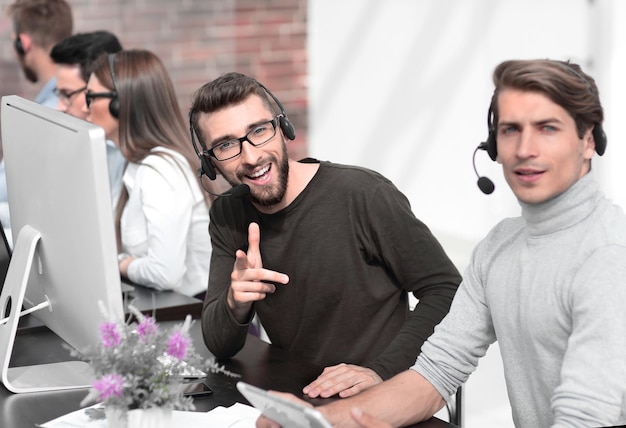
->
[166, 331, 189, 360]
[136, 316, 158, 339]
[100, 322, 121, 348]
[94, 374, 124, 400]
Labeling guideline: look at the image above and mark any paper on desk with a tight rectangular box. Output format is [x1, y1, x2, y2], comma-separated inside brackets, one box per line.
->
[38, 402, 261, 427]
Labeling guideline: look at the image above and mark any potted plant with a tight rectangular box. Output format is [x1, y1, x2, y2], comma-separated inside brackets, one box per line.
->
[73, 303, 237, 427]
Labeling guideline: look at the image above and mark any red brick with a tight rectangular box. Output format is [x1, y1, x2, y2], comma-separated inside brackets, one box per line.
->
[0, 0, 308, 158]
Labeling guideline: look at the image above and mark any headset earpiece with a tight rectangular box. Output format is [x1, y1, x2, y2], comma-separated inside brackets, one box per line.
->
[557, 62, 607, 156]
[188, 110, 217, 181]
[14, 36, 25, 57]
[200, 153, 216, 180]
[12, 17, 25, 57]
[485, 131, 497, 161]
[483, 96, 498, 161]
[256, 81, 296, 141]
[109, 95, 120, 119]
[592, 124, 607, 156]
[279, 115, 296, 141]
[107, 54, 120, 119]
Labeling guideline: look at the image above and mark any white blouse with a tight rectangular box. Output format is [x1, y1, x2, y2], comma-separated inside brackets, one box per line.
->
[121, 147, 210, 297]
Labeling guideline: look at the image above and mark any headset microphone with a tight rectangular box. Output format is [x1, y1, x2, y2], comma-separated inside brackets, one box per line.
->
[223, 184, 251, 198]
[473, 143, 495, 195]
[196, 168, 250, 198]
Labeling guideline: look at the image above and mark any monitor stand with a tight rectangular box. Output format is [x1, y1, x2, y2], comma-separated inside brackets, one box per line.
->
[0, 225, 94, 393]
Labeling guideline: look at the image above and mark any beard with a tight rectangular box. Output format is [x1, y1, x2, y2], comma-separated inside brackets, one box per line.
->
[249, 145, 289, 207]
[220, 140, 290, 207]
[19, 57, 37, 83]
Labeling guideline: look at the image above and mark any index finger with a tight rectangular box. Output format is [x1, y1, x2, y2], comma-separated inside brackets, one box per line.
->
[247, 222, 262, 269]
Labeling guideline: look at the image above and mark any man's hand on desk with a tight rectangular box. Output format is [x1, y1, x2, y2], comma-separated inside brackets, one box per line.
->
[303, 363, 383, 398]
[227, 222, 289, 323]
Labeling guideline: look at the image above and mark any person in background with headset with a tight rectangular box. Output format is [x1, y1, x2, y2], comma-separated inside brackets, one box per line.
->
[1, 0, 73, 245]
[83, 50, 217, 299]
[258, 59, 626, 428]
[7, 0, 72, 108]
[50, 31, 126, 208]
[189, 72, 461, 399]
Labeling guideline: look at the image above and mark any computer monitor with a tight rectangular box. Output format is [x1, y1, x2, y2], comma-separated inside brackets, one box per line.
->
[0, 95, 124, 393]
[0, 221, 11, 293]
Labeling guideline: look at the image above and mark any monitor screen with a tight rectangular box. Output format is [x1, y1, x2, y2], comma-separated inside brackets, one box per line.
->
[0, 95, 124, 392]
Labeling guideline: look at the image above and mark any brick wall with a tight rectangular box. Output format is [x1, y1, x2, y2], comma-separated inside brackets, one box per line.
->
[0, 0, 308, 159]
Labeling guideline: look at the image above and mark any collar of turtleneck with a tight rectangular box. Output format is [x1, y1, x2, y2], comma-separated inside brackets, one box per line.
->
[519, 171, 602, 237]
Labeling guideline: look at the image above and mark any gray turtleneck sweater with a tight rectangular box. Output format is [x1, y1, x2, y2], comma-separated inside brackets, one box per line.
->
[412, 172, 626, 428]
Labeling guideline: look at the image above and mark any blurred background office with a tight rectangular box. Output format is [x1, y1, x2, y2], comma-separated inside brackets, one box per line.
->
[1, 1, 624, 426]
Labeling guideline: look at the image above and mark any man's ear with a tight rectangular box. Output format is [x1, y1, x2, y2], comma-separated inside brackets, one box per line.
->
[583, 128, 595, 160]
[18, 33, 32, 53]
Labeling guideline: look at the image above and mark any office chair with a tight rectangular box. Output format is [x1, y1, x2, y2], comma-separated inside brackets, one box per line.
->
[446, 385, 464, 427]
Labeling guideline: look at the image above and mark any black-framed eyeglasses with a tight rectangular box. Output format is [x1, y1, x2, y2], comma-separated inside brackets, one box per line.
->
[53, 85, 87, 105]
[85, 90, 116, 108]
[205, 117, 279, 161]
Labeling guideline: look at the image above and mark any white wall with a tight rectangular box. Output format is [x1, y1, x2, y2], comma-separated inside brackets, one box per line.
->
[308, 1, 625, 426]
[308, 0, 626, 263]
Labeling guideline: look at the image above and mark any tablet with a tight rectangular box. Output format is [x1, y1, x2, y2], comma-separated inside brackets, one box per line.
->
[236, 381, 333, 428]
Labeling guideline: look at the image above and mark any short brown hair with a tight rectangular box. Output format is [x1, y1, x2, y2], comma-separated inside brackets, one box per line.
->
[491, 59, 603, 139]
[8, 0, 73, 50]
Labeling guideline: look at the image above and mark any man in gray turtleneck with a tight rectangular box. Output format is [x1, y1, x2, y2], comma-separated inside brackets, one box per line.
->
[257, 59, 626, 428]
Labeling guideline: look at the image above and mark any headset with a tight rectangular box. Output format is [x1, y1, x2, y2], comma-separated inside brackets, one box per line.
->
[482, 64, 607, 161]
[13, 16, 25, 57]
[189, 80, 296, 181]
[107, 53, 120, 118]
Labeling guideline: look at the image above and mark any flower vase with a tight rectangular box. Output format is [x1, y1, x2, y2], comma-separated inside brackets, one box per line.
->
[127, 407, 172, 428]
[105, 407, 127, 428]
[106, 407, 172, 428]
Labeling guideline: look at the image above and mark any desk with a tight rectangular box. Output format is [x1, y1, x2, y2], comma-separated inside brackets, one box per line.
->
[0, 321, 457, 428]
[125, 283, 203, 321]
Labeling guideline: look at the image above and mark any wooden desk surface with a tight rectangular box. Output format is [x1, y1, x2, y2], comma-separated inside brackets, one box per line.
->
[0, 320, 456, 428]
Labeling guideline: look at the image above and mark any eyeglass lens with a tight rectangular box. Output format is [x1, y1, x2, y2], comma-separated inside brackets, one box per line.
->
[211, 120, 277, 161]
[55, 86, 87, 103]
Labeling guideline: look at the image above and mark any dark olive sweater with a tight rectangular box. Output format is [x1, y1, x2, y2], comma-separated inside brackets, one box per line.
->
[202, 160, 461, 380]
